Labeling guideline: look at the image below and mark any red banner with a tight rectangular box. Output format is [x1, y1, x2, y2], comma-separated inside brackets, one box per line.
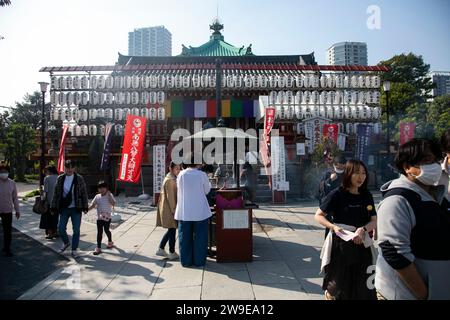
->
[57, 124, 69, 174]
[264, 107, 276, 145]
[400, 122, 416, 145]
[323, 124, 338, 144]
[117, 115, 147, 184]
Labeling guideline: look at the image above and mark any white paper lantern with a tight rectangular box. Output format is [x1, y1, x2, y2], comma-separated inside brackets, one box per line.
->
[142, 76, 150, 89]
[373, 122, 382, 134]
[310, 91, 319, 104]
[319, 105, 326, 118]
[320, 91, 327, 104]
[114, 76, 123, 89]
[294, 91, 301, 105]
[89, 76, 97, 89]
[334, 91, 342, 105]
[140, 108, 149, 119]
[209, 75, 216, 88]
[338, 123, 344, 134]
[365, 106, 372, 119]
[74, 109, 81, 122]
[191, 74, 199, 88]
[301, 105, 308, 118]
[51, 77, 58, 90]
[141, 91, 149, 105]
[365, 75, 372, 88]
[130, 75, 138, 89]
[131, 92, 139, 105]
[124, 92, 131, 105]
[310, 105, 319, 117]
[66, 92, 74, 106]
[89, 108, 97, 120]
[335, 75, 343, 88]
[157, 107, 165, 120]
[276, 91, 285, 105]
[80, 125, 88, 136]
[98, 92, 105, 105]
[106, 76, 114, 89]
[80, 109, 88, 121]
[373, 91, 380, 104]
[295, 105, 302, 119]
[343, 75, 350, 88]
[90, 92, 98, 105]
[89, 125, 97, 136]
[105, 108, 113, 120]
[98, 76, 106, 89]
[96, 108, 104, 118]
[124, 76, 132, 89]
[149, 107, 157, 120]
[268, 91, 277, 105]
[114, 108, 123, 121]
[132, 107, 140, 116]
[351, 91, 358, 105]
[268, 76, 277, 88]
[311, 75, 320, 88]
[350, 75, 357, 88]
[357, 105, 365, 119]
[327, 91, 334, 105]
[58, 77, 65, 90]
[73, 92, 81, 106]
[71, 108, 78, 121]
[327, 75, 334, 88]
[287, 105, 295, 119]
[157, 75, 166, 88]
[59, 92, 67, 106]
[244, 75, 252, 88]
[146, 75, 155, 89]
[286, 75, 293, 88]
[56, 108, 63, 121]
[285, 91, 294, 104]
[372, 75, 381, 88]
[350, 105, 357, 119]
[50, 92, 57, 106]
[122, 108, 131, 118]
[64, 108, 71, 121]
[334, 106, 344, 119]
[149, 91, 157, 104]
[157, 91, 165, 104]
[344, 106, 352, 119]
[182, 75, 190, 88]
[302, 91, 310, 104]
[320, 75, 327, 88]
[358, 91, 366, 105]
[75, 125, 82, 137]
[65, 76, 73, 90]
[373, 107, 381, 119]
[166, 75, 175, 88]
[326, 106, 334, 119]
[358, 75, 365, 88]
[80, 76, 87, 89]
[174, 75, 182, 88]
[235, 75, 243, 87]
[200, 75, 208, 88]
[115, 124, 123, 136]
[295, 75, 303, 88]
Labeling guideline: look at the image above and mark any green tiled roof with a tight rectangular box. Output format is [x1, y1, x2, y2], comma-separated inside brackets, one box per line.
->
[179, 19, 253, 57]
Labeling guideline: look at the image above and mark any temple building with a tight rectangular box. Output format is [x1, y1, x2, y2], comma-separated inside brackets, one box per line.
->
[39, 19, 388, 201]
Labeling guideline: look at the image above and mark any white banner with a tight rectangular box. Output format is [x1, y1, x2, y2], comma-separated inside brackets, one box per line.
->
[153, 145, 166, 195]
[296, 143, 306, 155]
[271, 136, 289, 191]
[338, 133, 347, 151]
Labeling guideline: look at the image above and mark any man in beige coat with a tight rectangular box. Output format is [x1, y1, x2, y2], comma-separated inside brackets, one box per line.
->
[156, 162, 181, 260]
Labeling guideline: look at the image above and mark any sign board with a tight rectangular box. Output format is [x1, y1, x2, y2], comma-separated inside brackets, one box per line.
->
[296, 143, 306, 155]
[223, 210, 249, 229]
[153, 145, 166, 194]
[271, 136, 289, 191]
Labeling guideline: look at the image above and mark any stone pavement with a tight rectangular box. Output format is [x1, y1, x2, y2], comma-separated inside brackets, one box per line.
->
[12, 183, 383, 300]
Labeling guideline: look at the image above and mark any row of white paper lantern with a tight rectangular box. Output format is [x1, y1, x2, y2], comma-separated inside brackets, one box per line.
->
[50, 107, 166, 122]
[274, 105, 381, 120]
[50, 91, 166, 107]
[51, 74, 381, 91]
[268, 90, 380, 106]
[297, 122, 382, 135]
[67, 124, 126, 137]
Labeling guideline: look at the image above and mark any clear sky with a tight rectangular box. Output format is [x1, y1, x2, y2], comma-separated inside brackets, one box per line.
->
[0, 0, 449, 109]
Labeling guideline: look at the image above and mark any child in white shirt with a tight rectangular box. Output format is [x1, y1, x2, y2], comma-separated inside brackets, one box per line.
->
[88, 181, 116, 255]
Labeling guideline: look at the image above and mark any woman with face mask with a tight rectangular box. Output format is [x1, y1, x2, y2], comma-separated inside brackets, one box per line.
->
[375, 139, 450, 300]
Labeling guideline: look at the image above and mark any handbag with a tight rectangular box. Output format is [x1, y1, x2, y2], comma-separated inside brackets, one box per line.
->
[33, 196, 49, 215]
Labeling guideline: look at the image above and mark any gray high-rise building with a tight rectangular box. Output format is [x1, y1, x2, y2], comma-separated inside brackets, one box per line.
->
[327, 42, 368, 66]
[128, 26, 172, 56]
[430, 71, 450, 98]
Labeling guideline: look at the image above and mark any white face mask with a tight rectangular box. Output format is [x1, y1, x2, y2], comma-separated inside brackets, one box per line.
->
[414, 163, 442, 186]
[0, 173, 9, 180]
[333, 165, 344, 174]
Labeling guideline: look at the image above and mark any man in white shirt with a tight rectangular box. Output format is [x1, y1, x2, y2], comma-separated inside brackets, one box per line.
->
[175, 163, 212, 267]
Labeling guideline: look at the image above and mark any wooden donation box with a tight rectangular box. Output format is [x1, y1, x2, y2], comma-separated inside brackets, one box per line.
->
[215, 189, 253, 263]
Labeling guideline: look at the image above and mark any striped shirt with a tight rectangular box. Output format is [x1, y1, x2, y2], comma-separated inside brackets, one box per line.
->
[91, 193, 115, 221]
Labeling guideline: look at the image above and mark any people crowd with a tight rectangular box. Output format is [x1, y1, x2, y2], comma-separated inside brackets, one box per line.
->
[1, 129, 450, 300]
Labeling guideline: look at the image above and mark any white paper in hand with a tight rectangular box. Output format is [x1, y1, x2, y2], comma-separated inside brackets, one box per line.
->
[335, 230, 356, 242]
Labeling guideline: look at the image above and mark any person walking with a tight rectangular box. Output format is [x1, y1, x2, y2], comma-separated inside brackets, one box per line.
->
[39, 165, 59, 239]
[155, 162, 181, 260]
[0, 164, 20, 257]
[88, 181, 115, 255]
[375, 138, 450, 300]
[439, 128, 450, 201]
[50, 160, 88, 258]
[315, 159, 377, 300]
[175, 160, 212, 267]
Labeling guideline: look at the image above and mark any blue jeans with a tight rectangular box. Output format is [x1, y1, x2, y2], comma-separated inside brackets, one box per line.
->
[58, 208, 82, 251]
[178, 219, 209, 267]
[159, 228, 176, 253]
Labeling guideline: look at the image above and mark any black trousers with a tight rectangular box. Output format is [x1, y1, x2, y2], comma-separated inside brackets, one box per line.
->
[1, 213, 12, 252]
[159, 228, 176, 253]
[96, 220, 112, 248]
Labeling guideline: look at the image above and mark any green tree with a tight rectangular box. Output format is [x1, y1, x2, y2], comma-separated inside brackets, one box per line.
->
[6, 123, 37, 182]
[0, 111, 10, 160]
[10, 91, 51, 130]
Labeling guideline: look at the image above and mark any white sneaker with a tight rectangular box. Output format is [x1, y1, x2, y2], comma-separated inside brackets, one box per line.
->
[167, 252, 179, 261]
[71, 249, 79, 259]
[155, 248, 168, 258]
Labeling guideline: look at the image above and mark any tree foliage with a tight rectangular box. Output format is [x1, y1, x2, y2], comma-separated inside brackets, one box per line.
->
[6, 123, 37, 182]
